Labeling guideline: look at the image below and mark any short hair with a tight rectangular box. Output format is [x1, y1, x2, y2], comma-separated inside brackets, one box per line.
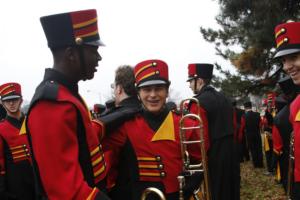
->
[115, 65, 137, 96]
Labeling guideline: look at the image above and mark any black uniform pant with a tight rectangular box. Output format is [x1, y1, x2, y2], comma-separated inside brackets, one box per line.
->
[246, 132, 263, 168]
[265, 138, 273, 172]
[239, 135, 250, 162]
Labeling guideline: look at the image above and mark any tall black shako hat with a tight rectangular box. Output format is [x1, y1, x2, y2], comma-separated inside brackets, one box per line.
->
[40, 9, 104, 49]
[187, 63, 213, 81]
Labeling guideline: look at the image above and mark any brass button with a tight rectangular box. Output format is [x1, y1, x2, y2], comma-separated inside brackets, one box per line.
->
[75, 37, 83, 45]
[160, 171, 166, 177]
[158, 164, 164, 169]
[156, 156, 161, 161]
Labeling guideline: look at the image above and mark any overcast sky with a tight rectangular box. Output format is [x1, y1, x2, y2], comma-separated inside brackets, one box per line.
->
[0, 0, 234, 106]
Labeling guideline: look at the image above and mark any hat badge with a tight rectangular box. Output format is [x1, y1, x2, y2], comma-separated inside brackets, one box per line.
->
[75, 37, 83, 45]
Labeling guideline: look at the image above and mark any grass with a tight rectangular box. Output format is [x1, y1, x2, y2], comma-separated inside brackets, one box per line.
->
[240, 161, 287, 200]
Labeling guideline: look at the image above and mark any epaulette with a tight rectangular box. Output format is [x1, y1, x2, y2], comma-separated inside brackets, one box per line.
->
[99, 106, 142, 135]
[30, 80, 59, 107]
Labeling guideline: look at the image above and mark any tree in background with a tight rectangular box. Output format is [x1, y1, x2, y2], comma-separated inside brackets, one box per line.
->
[202, 0, 300, 99]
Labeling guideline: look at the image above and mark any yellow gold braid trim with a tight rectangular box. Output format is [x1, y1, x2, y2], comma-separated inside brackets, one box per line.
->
[73, 17, 97, 29]
[86, 187, 97, 200]
[0, 85, 13, 94]
[137, 157, 156, 161]
[13, 154, 28, 160]
[90, 146, 100, 157]
[2, 89, 15, 96]
[275, 28, 285, 39]
[94, 165, 105, 177]
[277, 38, 287, 48]
[92, 156, 103, 167]
[10, 145, 24, 150]
[139, 72, 156, 82]
[135, 63, 153, 78]
[77, 30, 98, 39]
[11, 149, 26, 155]
[138, 164, 158, 169]
[140, 172, 161, 177]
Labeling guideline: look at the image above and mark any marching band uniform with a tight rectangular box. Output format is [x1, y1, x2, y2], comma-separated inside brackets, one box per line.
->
[272, 76, 297, 190]
[187, 63, 240, 200]
[0, 83, 35, 200]
[25, 10, 109, 200]
[240, 101, 264, 168]
[102, 60, 205, 200]
[233, 102, 249, 162]
[273, 21, 300, 199]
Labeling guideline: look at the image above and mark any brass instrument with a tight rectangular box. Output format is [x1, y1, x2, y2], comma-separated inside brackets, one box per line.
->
[287, 131, 294, 200]
[141, 187, 166, 200]
[178, 98, 211, 200]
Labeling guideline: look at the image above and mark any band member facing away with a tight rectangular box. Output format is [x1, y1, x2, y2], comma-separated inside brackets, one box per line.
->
[102, 59, 206, 200]
[232, 100, 250, 162]
[187, 63, 240, 200]
[0, 83, 35, 200]
[240, 101, 264, 168]
[25, 9, 110, 200]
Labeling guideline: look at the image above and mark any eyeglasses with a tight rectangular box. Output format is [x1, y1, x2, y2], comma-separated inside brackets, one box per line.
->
[110, 83, 115, 89]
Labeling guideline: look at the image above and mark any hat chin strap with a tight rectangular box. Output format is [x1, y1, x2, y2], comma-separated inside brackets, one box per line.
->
[77, 46, 87, 80]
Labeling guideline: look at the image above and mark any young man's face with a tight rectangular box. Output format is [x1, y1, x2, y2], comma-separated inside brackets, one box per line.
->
[282, 52, 300, 85]
[81, 45, 102, 80]
[138, 84, 168, 114]
[2, 98, 22, 114]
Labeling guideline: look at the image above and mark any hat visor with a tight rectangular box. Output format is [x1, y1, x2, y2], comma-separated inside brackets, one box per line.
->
[138, 80, 168, 88]
[186, 77, 195, 82]
[274, 48, 300, 58]
[85, 39, 105, 47]
[1, 95, 21, 101]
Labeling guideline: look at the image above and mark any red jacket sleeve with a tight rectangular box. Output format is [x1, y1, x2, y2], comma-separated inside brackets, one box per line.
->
[272, 125, 283, 154]
[27, 101, 102, 200]
[188, 103, 210, 155]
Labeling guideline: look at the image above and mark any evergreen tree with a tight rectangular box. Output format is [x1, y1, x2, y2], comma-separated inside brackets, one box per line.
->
[203, 0, 300, 97]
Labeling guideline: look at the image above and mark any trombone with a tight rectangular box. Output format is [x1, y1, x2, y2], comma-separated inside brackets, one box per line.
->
[178, 98, 211, 200]
[141, 187, 166, 200]
[287, 131, 294, 200]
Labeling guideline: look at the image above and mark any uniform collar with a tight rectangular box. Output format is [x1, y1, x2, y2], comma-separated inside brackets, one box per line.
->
[6, 113, 24, 129]
[43, 68, 79, 95]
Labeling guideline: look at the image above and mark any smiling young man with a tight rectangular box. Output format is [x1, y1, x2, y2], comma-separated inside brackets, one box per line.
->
[273, 21, 300, 199]
[102, 59, 206, 200]
[25, 10, 109, 200]
[0, 82, 35, 200]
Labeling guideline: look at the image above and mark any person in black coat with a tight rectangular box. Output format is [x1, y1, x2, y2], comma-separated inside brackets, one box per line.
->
[187, 63, 240, 200]
[240, 101, 264, 168]
[99, 65, 141, 199]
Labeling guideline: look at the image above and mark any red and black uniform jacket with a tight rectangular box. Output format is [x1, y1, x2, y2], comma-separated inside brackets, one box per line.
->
[0, 115, 35, 200]
[273, 105, 292, 156]
[290, 95, 300, 182]
[189, 85, 239, 200]
[233, 107, 244, 143]
[26, 69, 108, 200]
[102, 107, 204, 200]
